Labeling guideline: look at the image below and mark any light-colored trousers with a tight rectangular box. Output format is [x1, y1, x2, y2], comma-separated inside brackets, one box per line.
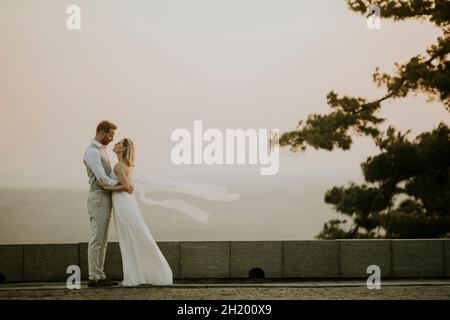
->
[87, 191, 112, 281]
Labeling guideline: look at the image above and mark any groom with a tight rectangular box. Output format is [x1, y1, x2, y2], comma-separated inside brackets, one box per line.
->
[83, 120, 134, 287]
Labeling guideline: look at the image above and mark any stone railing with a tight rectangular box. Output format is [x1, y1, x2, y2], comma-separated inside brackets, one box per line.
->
[0, 240, 449, 282]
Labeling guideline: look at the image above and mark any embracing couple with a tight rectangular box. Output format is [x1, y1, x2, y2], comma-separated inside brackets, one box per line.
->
[83, 120, 173, 287]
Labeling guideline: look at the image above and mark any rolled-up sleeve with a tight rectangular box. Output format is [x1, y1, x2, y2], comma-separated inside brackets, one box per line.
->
[84, 149, 118, 186]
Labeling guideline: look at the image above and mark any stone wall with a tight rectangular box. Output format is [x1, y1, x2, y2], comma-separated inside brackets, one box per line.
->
[0, 240, 449, 282]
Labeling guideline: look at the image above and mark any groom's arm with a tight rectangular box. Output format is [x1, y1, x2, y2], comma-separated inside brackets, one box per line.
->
[84, 149, 118, 187]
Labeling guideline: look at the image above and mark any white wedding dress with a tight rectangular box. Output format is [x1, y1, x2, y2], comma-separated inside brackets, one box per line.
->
[110, 168, 173, 286]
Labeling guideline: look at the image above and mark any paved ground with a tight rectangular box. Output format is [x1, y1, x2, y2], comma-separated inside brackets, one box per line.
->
[1, 279, 450, 300]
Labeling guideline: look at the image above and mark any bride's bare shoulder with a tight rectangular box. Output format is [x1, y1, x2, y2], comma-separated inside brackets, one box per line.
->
[114, 162, 130, 175]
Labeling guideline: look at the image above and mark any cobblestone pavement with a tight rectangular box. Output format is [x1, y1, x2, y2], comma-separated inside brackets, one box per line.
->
[1, 281, 450, 300]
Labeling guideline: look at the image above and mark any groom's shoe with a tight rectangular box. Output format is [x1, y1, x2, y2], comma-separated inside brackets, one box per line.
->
[88, 279, 116, 287]
[103, 278, 119, 286]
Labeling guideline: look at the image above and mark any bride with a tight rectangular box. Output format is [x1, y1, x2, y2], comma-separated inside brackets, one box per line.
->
[97, 138, 173, 286]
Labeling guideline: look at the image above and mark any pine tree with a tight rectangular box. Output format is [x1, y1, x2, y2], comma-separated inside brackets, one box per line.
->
[280, 0, 450, 239]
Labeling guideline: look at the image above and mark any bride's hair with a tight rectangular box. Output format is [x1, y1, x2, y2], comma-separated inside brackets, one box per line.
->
[122, 138, 135, 167]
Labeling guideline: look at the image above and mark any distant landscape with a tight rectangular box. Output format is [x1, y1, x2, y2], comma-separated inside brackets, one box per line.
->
[0, 185, 337, 244]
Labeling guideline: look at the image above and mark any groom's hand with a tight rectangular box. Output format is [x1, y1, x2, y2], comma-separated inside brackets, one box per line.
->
[96, 179, 107, 189]
[127, 185, 134, 195]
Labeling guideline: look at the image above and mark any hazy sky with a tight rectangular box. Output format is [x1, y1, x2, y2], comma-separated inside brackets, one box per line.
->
[0, 1, 449, 242]
[1, 0, 448, 189]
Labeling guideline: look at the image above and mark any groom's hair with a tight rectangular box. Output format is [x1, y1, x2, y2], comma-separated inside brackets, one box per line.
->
[96, 120, 117, 134]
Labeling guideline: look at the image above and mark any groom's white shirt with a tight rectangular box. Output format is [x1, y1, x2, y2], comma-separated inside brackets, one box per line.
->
[84, 139, 118, 187]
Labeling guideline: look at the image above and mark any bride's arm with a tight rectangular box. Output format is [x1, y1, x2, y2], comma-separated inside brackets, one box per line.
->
[97, 164, 134, 193]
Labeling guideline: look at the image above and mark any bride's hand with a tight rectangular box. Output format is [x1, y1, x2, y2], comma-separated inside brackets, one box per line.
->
[96, 179, 108, 189]
[127, 184, 134, 195]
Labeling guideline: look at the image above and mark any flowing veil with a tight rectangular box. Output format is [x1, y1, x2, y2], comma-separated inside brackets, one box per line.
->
[131, 168, 240, 224]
